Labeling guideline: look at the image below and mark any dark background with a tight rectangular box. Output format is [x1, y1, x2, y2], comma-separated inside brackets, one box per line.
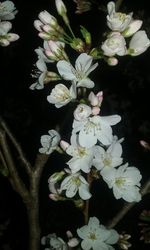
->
[0, 0, 150, 249]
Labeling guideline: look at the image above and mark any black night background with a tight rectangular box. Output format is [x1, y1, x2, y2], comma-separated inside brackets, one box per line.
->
[0, 1, 150, 250]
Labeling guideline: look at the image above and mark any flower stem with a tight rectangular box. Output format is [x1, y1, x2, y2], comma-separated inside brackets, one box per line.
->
[83, 173, 93, 224]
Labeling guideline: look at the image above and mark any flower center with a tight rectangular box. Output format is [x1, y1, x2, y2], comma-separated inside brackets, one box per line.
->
[103, 155, 112, 166]
[115, 177, 126, 187]
[115, 13, 127, 22]
[72, 177, 81, 187]
[88, 232, 96, 241]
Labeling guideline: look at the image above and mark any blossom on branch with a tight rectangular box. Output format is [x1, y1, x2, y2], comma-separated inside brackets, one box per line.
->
[101, 32, 127, 57]
[72, 114, 121, 148]
[0, 0, 18, 20]
[39, 129, 61, 154]
[47, 83, 76, 108]
[77, 217, 119, 250]
[57, 53, 98, 88]
[93, 137, 123, 171]
[59, 171, 91, 200]
[64, 134, 94, 173]
[102, 163, 142, 202]
[107, 1, 132, 32]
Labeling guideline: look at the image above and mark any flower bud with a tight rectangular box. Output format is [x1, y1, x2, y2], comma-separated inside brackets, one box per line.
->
[70, 38, 85, 52]
[107, 57, 118, 66]
[39, 11, 57, 26]
[60, 140, 70, 151]
[92, 107, 100, 115]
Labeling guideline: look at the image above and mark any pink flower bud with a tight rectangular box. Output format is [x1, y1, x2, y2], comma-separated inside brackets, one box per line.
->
[107, 57, 118, 66]
[49, 193, 59, 201]
[92, 107, 100, 115]
[60, 140, 69, 151]
[140, 140, 150, 150]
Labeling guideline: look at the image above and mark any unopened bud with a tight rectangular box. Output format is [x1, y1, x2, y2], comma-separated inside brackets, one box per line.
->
[140, 140, 150, 150]
[70, 38, 85, 52]
[107, 57, 118, 66]
[60, 140, 69, 151]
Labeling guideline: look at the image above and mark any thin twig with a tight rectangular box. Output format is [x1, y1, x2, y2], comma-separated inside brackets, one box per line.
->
[0, 116, 32, 176]
[107, 178, 150, 229]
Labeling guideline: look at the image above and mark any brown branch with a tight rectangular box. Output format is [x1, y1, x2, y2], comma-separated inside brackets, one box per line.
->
[0, 116, 32, 176]
[0, 129, 30, 203]
[107, 178, 150, 229]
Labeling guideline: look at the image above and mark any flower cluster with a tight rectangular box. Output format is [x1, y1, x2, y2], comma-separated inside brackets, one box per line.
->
[0, 1, 19, 46]
[101, 1, 150, 65]
[35, 1, 144, 205]
[29, 1, 150, 249]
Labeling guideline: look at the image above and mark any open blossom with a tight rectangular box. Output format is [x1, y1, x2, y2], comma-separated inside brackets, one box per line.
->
[128, 30, 150, 56]
[0, 1, 18, 20]
[34, 46, 53, 63]
[41, 233, 68, 250]
[59, 171, 91, 200]
[107, 1, 132, 32]
[47, 83, 76, 108]
[77, 217, 119, 250]
[30, 58, 48, 90]
[93, 138, 123, 171]
[57, 53, 98, 88]
[0, 21, 19, 46]
[74, 104, 92, 121]
[102, 163, 142, 202]
[72, 114, 121, 148]
[39, 129, 61, 154]
[65, 134, 94, 173]
[101, 32, 127, 57]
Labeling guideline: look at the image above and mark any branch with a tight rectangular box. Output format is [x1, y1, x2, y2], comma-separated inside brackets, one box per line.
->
[107, 178, 150, 229]
[0, 116, 32, 176]
[0, 128, 30, 203]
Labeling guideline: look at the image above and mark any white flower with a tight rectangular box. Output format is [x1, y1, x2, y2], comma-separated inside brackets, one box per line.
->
[0, 21, 19, 46]
[101, 32, 127, 57]
[34, 46, 53, 63]
[93, 138, 123, 171]
[29, 58, 48, 90]
[107, 1, 132, 32]
[77, 217, 119, 250]
[88, 91, 103, 107]
[102, 163, 142, 202]
[39, 129, 61, 154]
[123, 20, 143, 37]
[57, 53, 98, 88]
[72, 114, 121, 148]
[0, 1, 18, 20]
[41, 233, 68, 250]
[65, 134, 94, 173]
[59, 172, 91, 200]
[74, 104, 92, 121]
[128, 30, 150, 56]
[47, 83, 76, 108]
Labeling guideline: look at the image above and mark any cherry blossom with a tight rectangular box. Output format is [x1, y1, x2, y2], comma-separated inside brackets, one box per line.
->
[39, 129, 61, 154]
[47, 83, 76, 108]
[102, 163, 142, 202]
[77, 217, 119, 250]
[57, 53, 98, 88]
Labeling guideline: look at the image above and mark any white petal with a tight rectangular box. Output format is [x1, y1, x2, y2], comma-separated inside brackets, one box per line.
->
[57, 60, 76, 80]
